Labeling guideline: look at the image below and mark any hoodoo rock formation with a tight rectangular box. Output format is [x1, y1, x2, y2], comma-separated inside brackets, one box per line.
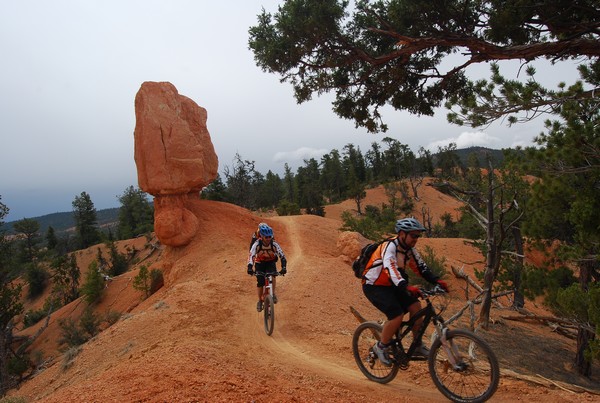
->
[133, 81, 218, 246]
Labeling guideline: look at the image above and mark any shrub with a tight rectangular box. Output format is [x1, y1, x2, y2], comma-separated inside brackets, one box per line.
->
[340, 204, 397, 240]
[133, 266, 164, 298]
[60, 346, 81, 371]
[104, 310, 121, 326]
[25, 263, 47, 299]
[79, 307, 100, 338]
[58, 308, 102, 349]
[7, 354, 30, 379]
[58, 318, 88, 348]
[23, 308, 47, 328]
[80, 261, 104, 305]
[405, 245, 448, 287]
[276, 200, 301, 216]
[150, 269, 164, 294]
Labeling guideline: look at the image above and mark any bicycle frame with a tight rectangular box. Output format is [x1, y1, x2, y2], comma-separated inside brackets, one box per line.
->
[394, 300, 436, 364]
[259, 272, 277, 301]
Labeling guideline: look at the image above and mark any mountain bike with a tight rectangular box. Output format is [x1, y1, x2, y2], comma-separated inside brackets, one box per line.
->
[352, 286, 499, 403]
[256, 271, 281, 336]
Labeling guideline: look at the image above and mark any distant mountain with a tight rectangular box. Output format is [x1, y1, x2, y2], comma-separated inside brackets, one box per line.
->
[4, 207, 120, 235]
[450, 146, 508, 166]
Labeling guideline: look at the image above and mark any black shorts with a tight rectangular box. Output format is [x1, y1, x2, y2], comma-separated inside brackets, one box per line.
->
[362, 284, 418, 320]
[255, 261, 277, 287]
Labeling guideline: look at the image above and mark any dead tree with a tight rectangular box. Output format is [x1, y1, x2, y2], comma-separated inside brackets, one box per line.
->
[429, 158, 524, 329]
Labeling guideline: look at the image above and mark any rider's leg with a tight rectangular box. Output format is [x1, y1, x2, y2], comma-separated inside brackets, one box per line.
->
[255, 264, 267, 301]
[407, 301, 424, 338]
[381, 314, 403, 344]
[407, 300, 430, 356]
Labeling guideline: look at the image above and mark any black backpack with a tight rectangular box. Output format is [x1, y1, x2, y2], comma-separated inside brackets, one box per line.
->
[351, 239, 392, 278]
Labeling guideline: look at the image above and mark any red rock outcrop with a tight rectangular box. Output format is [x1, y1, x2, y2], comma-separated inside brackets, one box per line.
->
[133, 81, 218, 246]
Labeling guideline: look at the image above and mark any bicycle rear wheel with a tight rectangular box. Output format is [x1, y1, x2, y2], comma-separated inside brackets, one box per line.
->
[263, 295, 275, 335]
[352, 321, 399, 383]
[428, 329, 499, 403]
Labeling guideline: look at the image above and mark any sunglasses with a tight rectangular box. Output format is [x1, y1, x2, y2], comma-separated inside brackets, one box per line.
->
[262, 235, 272, 239]
[408, 233, 421, 239]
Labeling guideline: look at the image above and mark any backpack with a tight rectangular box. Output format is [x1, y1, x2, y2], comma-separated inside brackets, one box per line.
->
[252, 238, 279, 263]
[351, 239, 391, 279]
[249, 232, 259, 250]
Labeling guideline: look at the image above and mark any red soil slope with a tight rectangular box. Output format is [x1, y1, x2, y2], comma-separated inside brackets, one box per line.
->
[8, 193, 599, 402]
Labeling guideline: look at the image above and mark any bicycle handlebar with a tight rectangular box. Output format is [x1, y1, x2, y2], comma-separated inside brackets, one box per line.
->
[419, 285, 447, 297]
[253, 271, 283, 277]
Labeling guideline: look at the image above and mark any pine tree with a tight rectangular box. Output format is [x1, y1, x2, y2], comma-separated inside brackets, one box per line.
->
[72, 192, 100, 249]
[117, 186, 154, 240]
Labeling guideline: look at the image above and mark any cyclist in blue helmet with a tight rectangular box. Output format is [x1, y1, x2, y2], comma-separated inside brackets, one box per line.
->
[249, 223, 270, 249]
[247, 223, 287, 312]
[361, 217, 449, 366]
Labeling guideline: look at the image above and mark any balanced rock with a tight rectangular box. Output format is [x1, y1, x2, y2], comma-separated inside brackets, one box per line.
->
[133, 81, 218, 246]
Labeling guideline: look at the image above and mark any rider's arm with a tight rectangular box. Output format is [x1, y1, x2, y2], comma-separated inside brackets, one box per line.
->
[248, 241, 258, 266]
[273, 241, 286, 267]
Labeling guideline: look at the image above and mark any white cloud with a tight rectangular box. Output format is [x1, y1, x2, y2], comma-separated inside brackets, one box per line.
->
[273, 147, 330, 163]
[425, 131, 501, 151]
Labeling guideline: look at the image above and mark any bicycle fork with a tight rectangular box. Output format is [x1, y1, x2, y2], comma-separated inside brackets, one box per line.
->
[263, 277, 273, 300]
[436, 325, 468, 371]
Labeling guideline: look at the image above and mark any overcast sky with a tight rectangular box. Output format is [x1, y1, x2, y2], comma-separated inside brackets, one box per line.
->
[0, 0, 581, 222]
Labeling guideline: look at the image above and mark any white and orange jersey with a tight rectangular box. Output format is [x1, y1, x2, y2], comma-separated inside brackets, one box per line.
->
[362, 237, 432, 287]
[248, 239, 286, 265]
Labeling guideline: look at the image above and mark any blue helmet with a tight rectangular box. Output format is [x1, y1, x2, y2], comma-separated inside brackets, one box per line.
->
[258, 223, 273, 237]
[395, 217, 426, 233]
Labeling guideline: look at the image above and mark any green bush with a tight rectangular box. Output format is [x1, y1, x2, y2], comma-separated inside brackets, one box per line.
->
[23, 308, 47, 328]
[150, 268, 164, 294]
[133, 266, 164, 298]
[79, 307, 100, 338]
[7, 354, 30, 379]
[58, 318, 88, 347]
[58, 308, 102, 348]
[276, 200, 301, 216]
[406, 245, 448, 287]
[25, 263, 47, 299]
[104, 310, 121, 326]
[340, 204, 397, 240]
[80, 261, 104, 305]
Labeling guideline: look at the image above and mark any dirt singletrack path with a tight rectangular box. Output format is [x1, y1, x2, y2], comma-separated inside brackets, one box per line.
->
[243, 214, 448, 401]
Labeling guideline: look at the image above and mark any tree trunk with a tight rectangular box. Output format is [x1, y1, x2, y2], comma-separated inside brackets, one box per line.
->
[479, 167, 495, 329]
[575, 326, 594, 377]
[575, 259, 595, 376]
[511, 226, 525, 308]
[355, 195, 363, 215]
[0, 325, 13, 396]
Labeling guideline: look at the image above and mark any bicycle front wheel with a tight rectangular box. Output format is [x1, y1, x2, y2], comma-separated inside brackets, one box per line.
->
[352, 321, 399, 384]
[428, 329, 499, 403]
[263, 295, 275, 335]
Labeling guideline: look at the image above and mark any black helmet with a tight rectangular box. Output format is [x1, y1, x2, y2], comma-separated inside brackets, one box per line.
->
[395, 217, 426, 233]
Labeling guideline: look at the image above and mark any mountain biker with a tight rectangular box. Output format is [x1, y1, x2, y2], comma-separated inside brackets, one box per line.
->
[362, 217, 449, 366]
[249, 222, 268, 250]
[247, 223, 287, 312]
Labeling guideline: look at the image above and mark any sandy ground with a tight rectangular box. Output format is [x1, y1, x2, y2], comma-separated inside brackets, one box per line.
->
[8, 182, 600, 402]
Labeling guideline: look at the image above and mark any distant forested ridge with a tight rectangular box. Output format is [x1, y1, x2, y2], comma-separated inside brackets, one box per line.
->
[4, 146, 505, 234]
[4, 207, 120, 235]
